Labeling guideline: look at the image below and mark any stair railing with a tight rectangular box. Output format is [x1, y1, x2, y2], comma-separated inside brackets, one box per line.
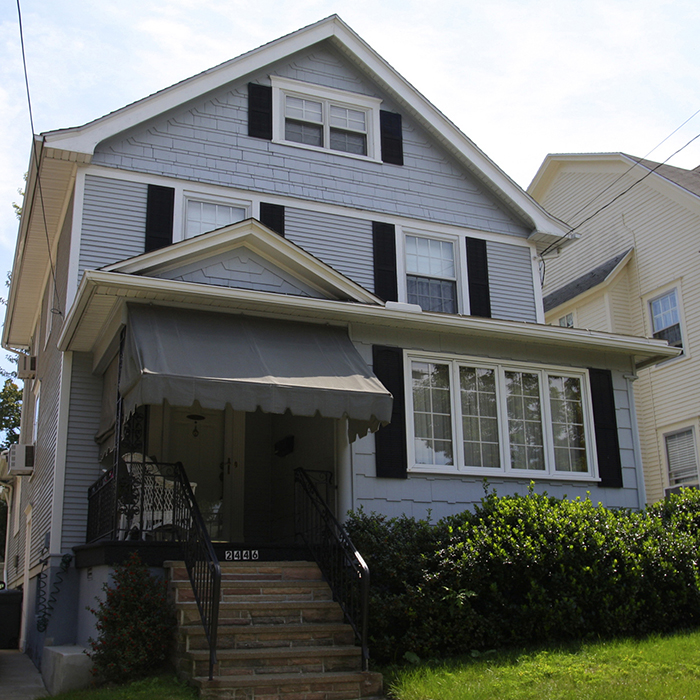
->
[294, 467, 370, 671]
[171, 461, 221, 681]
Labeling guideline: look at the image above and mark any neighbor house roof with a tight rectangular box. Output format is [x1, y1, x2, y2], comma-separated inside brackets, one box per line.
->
[625, 156, 700, 199]
[543, 248, 633, 312]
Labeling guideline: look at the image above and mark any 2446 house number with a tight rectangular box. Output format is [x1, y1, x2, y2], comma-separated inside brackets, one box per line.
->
[224, 550, 259, 561]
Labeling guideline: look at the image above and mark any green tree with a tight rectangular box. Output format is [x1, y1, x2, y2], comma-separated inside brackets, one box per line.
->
[0, 379, 21, 449]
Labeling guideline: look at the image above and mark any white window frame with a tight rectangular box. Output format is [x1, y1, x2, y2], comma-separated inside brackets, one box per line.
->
[664, 427, 699, 488]
[181, 191, 251, 240]
[558, 312, 574, 328]
[404, 351, 599, 481]
[271, 76, 382, 162]
[398, 229, 468, 313]
[32, 380, 41, 446]
[645, 283, 688, 362]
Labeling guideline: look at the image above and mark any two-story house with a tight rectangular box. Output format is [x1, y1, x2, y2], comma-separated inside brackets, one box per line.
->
[2, 16, 674, 693]
[529, 154, 699, 503]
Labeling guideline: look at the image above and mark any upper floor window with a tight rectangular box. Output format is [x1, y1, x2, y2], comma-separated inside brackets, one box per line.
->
[650, 288, 683, 350]
[665, 428, 698, 487]
[558, 313, 574, 328]
[271, 77, 382, 160]
[407, 353, 596, 479]
[185, 199, 247, 239]
[405, 235, 457, 313]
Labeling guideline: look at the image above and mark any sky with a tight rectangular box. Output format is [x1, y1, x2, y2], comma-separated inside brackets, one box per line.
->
[0, 0, 699, 364]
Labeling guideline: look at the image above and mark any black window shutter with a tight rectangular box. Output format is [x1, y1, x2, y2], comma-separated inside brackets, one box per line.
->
[466, 237, 492, 318]
[372, 222, 398, 302]
[248, 83, 272, 140]
[372, 345, 407, 479]
[588, 368, 623, 488]
[145, 185, 174, 253]
[260, 203, 285, 236]
[380, 111, 403, 165]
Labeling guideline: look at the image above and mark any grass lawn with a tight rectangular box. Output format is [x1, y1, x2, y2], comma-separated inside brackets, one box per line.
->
[385, 629, 700, 700]
[50, 674, 197, 700]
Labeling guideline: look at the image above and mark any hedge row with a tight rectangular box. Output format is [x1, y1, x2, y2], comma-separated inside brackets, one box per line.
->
[345, 488, 700, 662]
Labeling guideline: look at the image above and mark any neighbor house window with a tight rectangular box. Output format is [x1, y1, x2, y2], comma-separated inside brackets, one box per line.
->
[558, 313, 574, 327]
[271, 77, 381, 159]
[405, 235, 457, 313]
[650, 288, 683, 350]
[406, 354, 595, 479]
[665, 428, 698, 486]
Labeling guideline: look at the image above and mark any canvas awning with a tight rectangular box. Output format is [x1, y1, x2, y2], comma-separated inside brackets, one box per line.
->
[119, 304, 393, 441]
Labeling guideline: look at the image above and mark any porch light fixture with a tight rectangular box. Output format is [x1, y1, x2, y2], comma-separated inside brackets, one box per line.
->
[187, 414, 205, 437]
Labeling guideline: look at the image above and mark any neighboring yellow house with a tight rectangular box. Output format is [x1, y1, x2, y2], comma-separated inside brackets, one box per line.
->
[529, 154, 699, 503]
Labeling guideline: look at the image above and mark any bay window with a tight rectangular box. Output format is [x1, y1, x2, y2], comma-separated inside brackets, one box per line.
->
[407, 353, 596, 479]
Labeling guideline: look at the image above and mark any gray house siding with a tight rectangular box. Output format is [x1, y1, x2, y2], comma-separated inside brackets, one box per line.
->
[79, 175, 148, 279]
[285, 208, 374, 291]
[61, 352, 103, 551]
[487, 240, 538, 322]
[91, 45, 529, 238]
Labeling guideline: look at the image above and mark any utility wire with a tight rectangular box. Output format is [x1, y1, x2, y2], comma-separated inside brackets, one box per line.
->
[567, 108, 700, 223]
[16, 0, 62, 318]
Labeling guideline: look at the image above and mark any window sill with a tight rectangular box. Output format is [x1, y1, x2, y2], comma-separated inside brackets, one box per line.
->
[407, 466, 601, 482]
[272, 138, 382, 164]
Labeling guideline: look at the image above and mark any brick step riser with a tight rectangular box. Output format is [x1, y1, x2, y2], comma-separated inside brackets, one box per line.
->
[182, 653, 362, 677]
[177, 628, 355, 652]
[177, 605, 342, 625]
[195, 673, 383, 700]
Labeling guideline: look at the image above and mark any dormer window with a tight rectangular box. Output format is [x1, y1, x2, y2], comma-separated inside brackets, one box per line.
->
[271, 77, 381, 161]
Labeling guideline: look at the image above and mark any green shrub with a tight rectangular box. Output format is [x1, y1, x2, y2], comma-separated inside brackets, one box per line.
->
[346, 488, 700, 662]
[87, 552, 176, 683]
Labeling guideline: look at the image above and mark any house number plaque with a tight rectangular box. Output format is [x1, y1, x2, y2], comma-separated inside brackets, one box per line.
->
[224, 550, 259, 561]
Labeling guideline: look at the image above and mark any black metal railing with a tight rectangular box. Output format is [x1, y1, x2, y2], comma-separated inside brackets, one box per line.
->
[171, 461, 221, 681]
[294, 467, 370, 670]
[86, 458, 221, 680]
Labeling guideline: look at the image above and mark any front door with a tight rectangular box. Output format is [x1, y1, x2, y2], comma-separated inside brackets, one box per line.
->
[163, 405, 245, 541]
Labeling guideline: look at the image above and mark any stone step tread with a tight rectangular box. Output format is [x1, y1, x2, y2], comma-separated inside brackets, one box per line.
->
[181, 646, 361, 660]
[191, 669, 382, 689]
[176, 600, 340, 611]
[179, 621, 352, 635]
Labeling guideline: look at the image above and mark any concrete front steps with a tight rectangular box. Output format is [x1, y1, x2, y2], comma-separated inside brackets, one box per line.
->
[166, 560, 383, 700]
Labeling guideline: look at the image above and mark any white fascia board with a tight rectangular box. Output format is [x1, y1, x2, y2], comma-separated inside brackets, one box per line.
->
[59, 269, 679, 367]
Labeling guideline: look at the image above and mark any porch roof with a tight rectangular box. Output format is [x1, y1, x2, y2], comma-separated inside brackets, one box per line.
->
[120, 304, 392, 441]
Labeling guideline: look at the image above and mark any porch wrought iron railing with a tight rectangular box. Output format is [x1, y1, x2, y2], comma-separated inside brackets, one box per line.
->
[86, 458, 221, 680]
[294, 467, 370, 671]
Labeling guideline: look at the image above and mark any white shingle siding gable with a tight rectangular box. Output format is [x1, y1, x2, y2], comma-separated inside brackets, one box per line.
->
[91, 46, 529, 239]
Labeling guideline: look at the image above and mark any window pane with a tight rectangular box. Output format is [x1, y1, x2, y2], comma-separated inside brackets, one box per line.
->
[506, 371, 545, 470]
[286, 96, 322, 123]
[666, 429, 698, 486]
[329, 129, 367, 155]
[549, 375, 587, 472]
[405, 236, 455, 278]
[186, 200, 246, 237]
[329, 106, 366, 132]
[412, 361, 453, 466]
[650, 290, 682, 349]
[285, 120, 323, 147]
[460, 366, 499, 468]
[407, 276, 457, 313]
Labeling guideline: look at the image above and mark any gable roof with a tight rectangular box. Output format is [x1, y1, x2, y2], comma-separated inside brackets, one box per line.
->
[103, 218, 382, 305]
[5, 15, 571, 350]
[543, 248, 633, 312]
[41, 15, 567, 243]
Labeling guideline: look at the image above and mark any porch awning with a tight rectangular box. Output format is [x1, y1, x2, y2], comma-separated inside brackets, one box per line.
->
[120, 304, 393, 441]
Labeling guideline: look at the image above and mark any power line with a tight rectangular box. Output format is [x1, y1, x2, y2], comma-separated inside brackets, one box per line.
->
[16, 0, 62, 318]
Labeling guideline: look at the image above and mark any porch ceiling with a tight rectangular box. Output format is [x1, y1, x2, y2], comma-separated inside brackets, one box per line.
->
[58, 270, 680, 370]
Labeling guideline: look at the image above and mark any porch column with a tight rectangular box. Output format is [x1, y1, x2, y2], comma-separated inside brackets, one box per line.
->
[336, 418, 353, 522]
